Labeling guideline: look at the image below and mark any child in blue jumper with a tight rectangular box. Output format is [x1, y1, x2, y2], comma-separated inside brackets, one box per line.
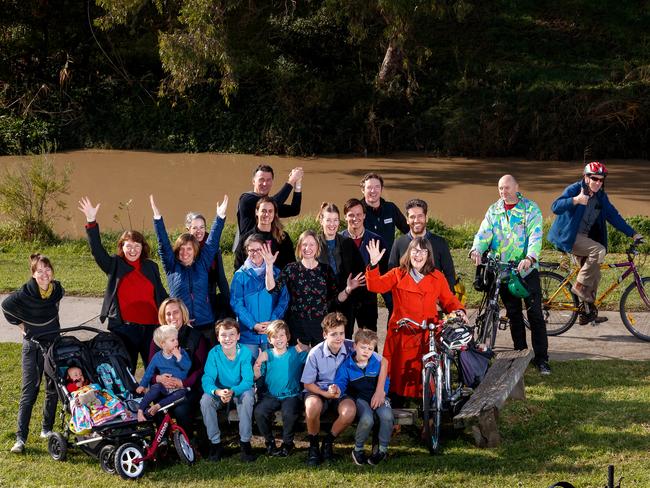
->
[334, 328, 393, 466]
[253, 320, 310, 457]
[136, 325, 191, 422]
[200, 318, 256, 462]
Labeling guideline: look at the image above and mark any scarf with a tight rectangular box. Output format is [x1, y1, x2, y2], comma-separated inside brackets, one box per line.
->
[243, 257, 266, 277]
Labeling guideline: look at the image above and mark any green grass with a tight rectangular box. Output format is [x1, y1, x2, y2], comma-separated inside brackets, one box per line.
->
[2, 343, 650, 487]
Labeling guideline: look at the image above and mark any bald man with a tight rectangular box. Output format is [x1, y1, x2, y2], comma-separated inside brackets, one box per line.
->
[470, 175, 550, 375]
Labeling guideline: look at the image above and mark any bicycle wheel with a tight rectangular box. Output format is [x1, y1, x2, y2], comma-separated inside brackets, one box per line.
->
[422, 364, 442, 454]
[620, 277, 650, 341]
[538, 271, 579, 336]
[478, 308, 498, 350]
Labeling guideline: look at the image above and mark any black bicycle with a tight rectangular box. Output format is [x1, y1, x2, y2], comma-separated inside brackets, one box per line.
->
[474, 255, 520, 350]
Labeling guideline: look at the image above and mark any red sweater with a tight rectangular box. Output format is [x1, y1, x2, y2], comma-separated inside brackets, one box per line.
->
[117, 258, 159, 325]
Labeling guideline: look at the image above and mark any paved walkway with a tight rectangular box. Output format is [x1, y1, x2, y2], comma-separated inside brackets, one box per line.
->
[1, 295, 649, 360]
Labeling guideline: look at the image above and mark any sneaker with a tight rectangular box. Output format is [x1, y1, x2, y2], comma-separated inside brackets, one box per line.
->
[273, 442, 294, 457]
[321, 441, 335, 461]
[10, 439, 25, 454]
[367, 451, 388, 466]
[306, 444, 321, 466]
[239, 441, 257, 463]
[40, 430, 53, 439]
[208, 442, 224, 462]
[578, 308, 608, 326]
[536, 361, 552, 376]
[265, 441, 279, 456]
[351, 449, 367, 466]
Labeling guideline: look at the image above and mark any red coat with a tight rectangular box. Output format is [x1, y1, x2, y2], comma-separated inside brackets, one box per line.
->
[366, 266, 463, 399]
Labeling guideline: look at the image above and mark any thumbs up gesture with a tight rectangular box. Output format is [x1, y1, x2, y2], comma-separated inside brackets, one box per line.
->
[573, 187, 590, 206]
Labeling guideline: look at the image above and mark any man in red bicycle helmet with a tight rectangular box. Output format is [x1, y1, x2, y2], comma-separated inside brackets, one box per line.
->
[548, 162, 644, 324]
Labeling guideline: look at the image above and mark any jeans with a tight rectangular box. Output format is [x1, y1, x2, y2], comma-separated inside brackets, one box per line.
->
[140, 384, 186, 413]
[17, 339, 58, 441]
[354, 398, 393, 450]
[200, 389, 254, 444]
[500, 268, 549, 362]
[254, 395, 302, 444]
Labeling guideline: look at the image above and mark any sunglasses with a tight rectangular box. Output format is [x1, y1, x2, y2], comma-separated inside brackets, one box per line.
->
[589, 176, 605, 183]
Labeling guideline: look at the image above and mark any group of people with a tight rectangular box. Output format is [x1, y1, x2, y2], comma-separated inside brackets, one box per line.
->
[3, 161, 643, 465]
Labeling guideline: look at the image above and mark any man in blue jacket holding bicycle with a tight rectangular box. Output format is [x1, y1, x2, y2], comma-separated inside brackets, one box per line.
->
[548, 162, 643, 324]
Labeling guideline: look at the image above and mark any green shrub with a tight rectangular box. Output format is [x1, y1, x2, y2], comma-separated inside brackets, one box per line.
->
[0, 149, 71, 243]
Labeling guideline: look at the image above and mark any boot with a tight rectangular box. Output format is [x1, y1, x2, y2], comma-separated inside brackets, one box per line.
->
[208, 442, 223, 462]
[239, 441, 257, 463]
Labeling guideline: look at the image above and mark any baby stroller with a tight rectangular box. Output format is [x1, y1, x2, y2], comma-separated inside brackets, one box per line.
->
[34, 326, 195, 479]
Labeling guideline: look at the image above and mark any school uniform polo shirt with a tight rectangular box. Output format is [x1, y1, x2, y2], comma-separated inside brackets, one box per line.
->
[301, 339, 355, 392]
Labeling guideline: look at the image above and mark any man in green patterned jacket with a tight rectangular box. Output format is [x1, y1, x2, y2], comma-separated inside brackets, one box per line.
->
[469, 175, 550, 375]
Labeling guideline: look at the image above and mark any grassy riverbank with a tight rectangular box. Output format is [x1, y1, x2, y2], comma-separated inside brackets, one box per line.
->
[1, 343, 649, 487]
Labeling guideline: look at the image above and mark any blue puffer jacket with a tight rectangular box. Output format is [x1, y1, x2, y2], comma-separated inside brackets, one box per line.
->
[230, 262, 289, 346]
[155, 215, 224, 328]
[547, 181, 635, 252]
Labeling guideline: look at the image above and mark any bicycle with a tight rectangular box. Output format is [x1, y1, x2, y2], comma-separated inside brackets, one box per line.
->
[474, 255, 521, 350]
[537, 239, 650, 340]
[395, 314, 472, 454]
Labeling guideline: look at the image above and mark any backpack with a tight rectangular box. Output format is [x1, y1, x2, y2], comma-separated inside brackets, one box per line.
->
[459, 347, 494, 388]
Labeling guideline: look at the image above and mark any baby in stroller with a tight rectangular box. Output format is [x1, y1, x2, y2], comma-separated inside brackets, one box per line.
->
[136, 325, 190, 422]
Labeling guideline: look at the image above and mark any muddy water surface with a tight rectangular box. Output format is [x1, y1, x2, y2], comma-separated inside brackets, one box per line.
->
[1, 150, 648, 237]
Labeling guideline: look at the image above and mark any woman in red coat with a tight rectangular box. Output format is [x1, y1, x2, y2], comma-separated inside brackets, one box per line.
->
[366, 237, 466, 404]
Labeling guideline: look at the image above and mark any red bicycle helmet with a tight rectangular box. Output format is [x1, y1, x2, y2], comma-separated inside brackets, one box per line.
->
[583, 161, 608, 177]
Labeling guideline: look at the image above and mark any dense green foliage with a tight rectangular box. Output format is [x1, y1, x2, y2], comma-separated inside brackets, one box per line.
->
[2, 1, 650, 157]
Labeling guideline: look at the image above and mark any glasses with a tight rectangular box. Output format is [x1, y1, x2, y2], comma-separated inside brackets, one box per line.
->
[410, 248, 428, 255]
[589, 176, 605, 183]
[247, 248, 263, 255]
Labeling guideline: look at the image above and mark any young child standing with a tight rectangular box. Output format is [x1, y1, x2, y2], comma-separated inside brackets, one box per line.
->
[136, 325, 191, 422]
[301, 312, 387, 466]
[200, 318, 256, 462]
[253, 320, 310, 457]
[334, 328, 393, 465]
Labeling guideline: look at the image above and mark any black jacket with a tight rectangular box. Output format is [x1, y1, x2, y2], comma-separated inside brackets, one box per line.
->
[2, 278, 64, 340]
[86, 222, 168, 326]
[236, 183, 302, 236]
[361, 198, 409, 253]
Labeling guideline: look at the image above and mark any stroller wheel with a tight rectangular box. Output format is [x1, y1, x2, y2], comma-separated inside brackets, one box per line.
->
[48, 433, 67, 461]
[173, 430, 195, 464]
[99, 444, 117, 475]
[114, 442, 146, 480]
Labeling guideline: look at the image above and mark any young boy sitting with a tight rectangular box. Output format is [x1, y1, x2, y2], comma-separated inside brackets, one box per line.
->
[136, 325, 191, 422]
[253, 320, 310, 457]
[300, 312, 387, 466]
[200, 318, 256, 462]
[334, 328, 393, 465]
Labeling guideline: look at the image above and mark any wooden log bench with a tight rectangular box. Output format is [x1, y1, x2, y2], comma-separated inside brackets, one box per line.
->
[227, 407, 418, 425]
[453, 348, 533, 448]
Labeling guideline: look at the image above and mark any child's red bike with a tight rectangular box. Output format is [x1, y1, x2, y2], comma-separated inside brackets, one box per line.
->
[113, 396, 195, 480]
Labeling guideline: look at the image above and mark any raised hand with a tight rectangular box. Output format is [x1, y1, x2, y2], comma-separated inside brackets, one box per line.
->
[288, 167, 304, 186]
[365, 239, 386, 266]
[573, 187, 590, 205]
[216, 195, 229, 219]
[346, 272, 366, 292]
[149, 194, 161, 218]
[260, 242, 278, 266]
[78, 196, 100, 222]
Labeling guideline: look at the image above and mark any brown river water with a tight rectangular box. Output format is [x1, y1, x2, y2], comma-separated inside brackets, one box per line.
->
[1, 150, 648, 237]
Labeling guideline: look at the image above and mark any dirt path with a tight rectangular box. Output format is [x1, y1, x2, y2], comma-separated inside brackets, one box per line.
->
[2, 295, 648, 361]
[1, 150, 648, 237]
